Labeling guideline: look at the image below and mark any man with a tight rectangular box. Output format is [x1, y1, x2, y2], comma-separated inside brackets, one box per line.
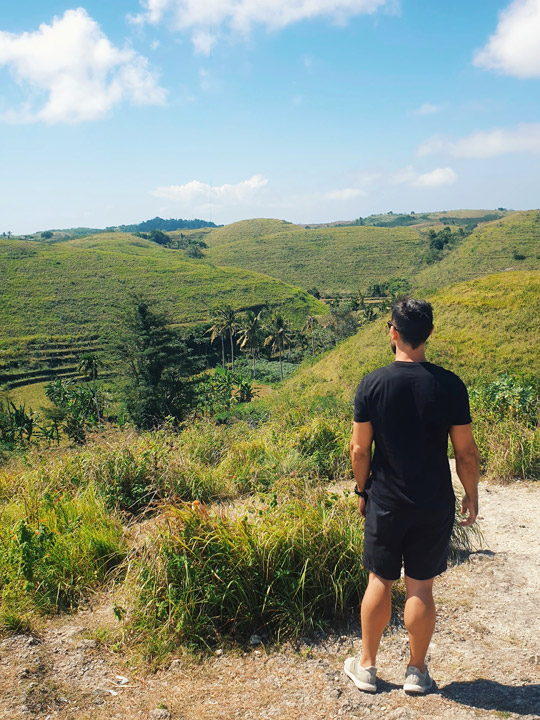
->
[344, 298, 480, 695]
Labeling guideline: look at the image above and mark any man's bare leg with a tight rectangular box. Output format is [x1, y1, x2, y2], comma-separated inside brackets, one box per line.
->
[403, 576, 435, 672]
[359, 573, 393, 668]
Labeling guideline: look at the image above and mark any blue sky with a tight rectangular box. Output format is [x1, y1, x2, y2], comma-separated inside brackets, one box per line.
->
[1, 0, 540, 233]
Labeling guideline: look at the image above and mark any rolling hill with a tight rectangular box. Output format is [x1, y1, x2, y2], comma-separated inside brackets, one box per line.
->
[0, 233, 326, 392]
[275, 270, 540, 410]
[203, 211, 540, 296]
[414, 210, 540, 292]
[204, 218, 301, 247]
[208, 223, 427, 294]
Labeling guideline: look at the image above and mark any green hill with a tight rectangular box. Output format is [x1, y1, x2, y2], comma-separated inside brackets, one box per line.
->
[358, 208, 508, 228]
[205, 218, 300, 247]
[0, 233, 326, 391]
[277, 270, 540, 409]
[209, 223, 426, 294]
[205, 211, 539, 296]
[414, 210, 540, 292]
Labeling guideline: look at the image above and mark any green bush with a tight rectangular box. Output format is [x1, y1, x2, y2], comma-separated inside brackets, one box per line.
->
[0, 485, 125, 619]
[470, 374, 538, 427]
[295, 416, 349, 479]
[471, 374, 539, 480]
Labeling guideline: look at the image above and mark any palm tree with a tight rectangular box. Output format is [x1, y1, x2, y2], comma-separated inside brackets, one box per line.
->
[209, 305, 238, 370]
[209, 314, 227, 368]
[78, 353, 101, 381]
[78, 352, 103, 428]
[238, 310, 263, 377]
[264, 313, 293, 381]
[302, 315, 318, 356]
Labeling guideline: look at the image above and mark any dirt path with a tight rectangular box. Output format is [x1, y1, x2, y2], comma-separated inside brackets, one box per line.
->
[2, 474, 540, 720]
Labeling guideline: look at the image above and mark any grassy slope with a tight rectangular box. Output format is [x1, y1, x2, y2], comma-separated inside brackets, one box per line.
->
[275, 270, 540, 410]
[204, 211, 539, 296]
[359, 209, 507, 227]
[205, 218, 300, 247]
[209, 224, 426, 294]
[0, 233, 325, 346]
[414, 210, 540, 292]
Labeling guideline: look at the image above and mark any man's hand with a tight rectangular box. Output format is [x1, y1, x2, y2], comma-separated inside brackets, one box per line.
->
[350, 421, 373, 519]
[358, 495, 366, 518]
[450, 423, 480, 528]
[460, 494, 478, 526]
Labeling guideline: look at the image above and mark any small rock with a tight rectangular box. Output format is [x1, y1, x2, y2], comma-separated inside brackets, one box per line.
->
[149, 710, 171, 720]
[215, 649, 224, 656]
[249, 634, 262, 646]
[27, 636, 41, 647]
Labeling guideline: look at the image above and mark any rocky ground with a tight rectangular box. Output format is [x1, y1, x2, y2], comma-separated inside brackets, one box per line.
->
[1, 474, 539, 720]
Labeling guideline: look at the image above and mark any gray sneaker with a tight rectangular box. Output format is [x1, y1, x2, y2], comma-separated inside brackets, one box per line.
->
[403, 665, 433, 694]
[343, 657, 377, 693]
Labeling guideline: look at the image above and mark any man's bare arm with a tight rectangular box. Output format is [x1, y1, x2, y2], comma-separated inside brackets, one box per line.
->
[449, 423, 480, 526]
[350, 421, 374, 517]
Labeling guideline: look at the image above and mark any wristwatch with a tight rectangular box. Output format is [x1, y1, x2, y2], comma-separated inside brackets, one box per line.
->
[353, 486, 367, 499]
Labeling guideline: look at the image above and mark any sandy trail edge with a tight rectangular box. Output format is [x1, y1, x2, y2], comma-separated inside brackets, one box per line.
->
[1, 472, 540, 720]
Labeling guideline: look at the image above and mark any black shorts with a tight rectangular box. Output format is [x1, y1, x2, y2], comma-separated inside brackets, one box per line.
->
[362, 495, 455, 581]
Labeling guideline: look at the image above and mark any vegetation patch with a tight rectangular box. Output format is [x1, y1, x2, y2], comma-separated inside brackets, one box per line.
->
[0, 482, 125, 624]
[125, 489, 369, 655]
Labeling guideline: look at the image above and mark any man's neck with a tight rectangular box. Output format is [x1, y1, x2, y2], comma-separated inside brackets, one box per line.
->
[394, 344, 427, 363]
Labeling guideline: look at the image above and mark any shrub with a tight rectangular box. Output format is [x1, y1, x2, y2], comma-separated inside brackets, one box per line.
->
[471, 374, 539, 480]
[470, 374, 538, 427]
[295, 416, 349, 479]
[0, 485, 125, 617]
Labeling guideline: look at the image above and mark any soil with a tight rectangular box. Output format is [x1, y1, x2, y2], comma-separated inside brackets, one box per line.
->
[1, 467, 539, 720]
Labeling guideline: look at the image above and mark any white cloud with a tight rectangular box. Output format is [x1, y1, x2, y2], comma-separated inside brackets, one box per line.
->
[151, 174, 268, 205]
[474, 0, 540, 77]
[392, 165, 457, 188]
[418, 123, 540, 158]
[133, 0, 391, 53]
[416, 102, 441, 115]
[412, 167, 457, 188]
[323, 187, 367, 200]
[192, 31, 215, 55]
[0, 8, 166, 124]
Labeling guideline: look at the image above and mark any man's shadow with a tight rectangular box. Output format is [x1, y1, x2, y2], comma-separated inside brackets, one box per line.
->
[441, 679, 540, 716]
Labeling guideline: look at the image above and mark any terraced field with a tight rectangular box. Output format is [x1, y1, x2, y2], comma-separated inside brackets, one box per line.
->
[204, 218, 300, 247]
[0, 335, 103, 391]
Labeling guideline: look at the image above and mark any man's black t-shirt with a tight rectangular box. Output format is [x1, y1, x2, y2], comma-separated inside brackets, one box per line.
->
[354, 361, 472, 511]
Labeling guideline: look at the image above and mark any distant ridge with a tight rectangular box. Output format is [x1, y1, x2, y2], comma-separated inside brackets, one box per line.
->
[28, 217, 219, 240]
[112, 216, 219, 232]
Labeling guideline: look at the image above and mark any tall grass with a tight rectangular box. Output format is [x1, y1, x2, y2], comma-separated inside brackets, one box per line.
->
[126, 490, 369, 657]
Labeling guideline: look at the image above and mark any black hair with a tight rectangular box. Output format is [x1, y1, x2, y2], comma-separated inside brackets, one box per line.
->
[391, 298, 433, 349]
